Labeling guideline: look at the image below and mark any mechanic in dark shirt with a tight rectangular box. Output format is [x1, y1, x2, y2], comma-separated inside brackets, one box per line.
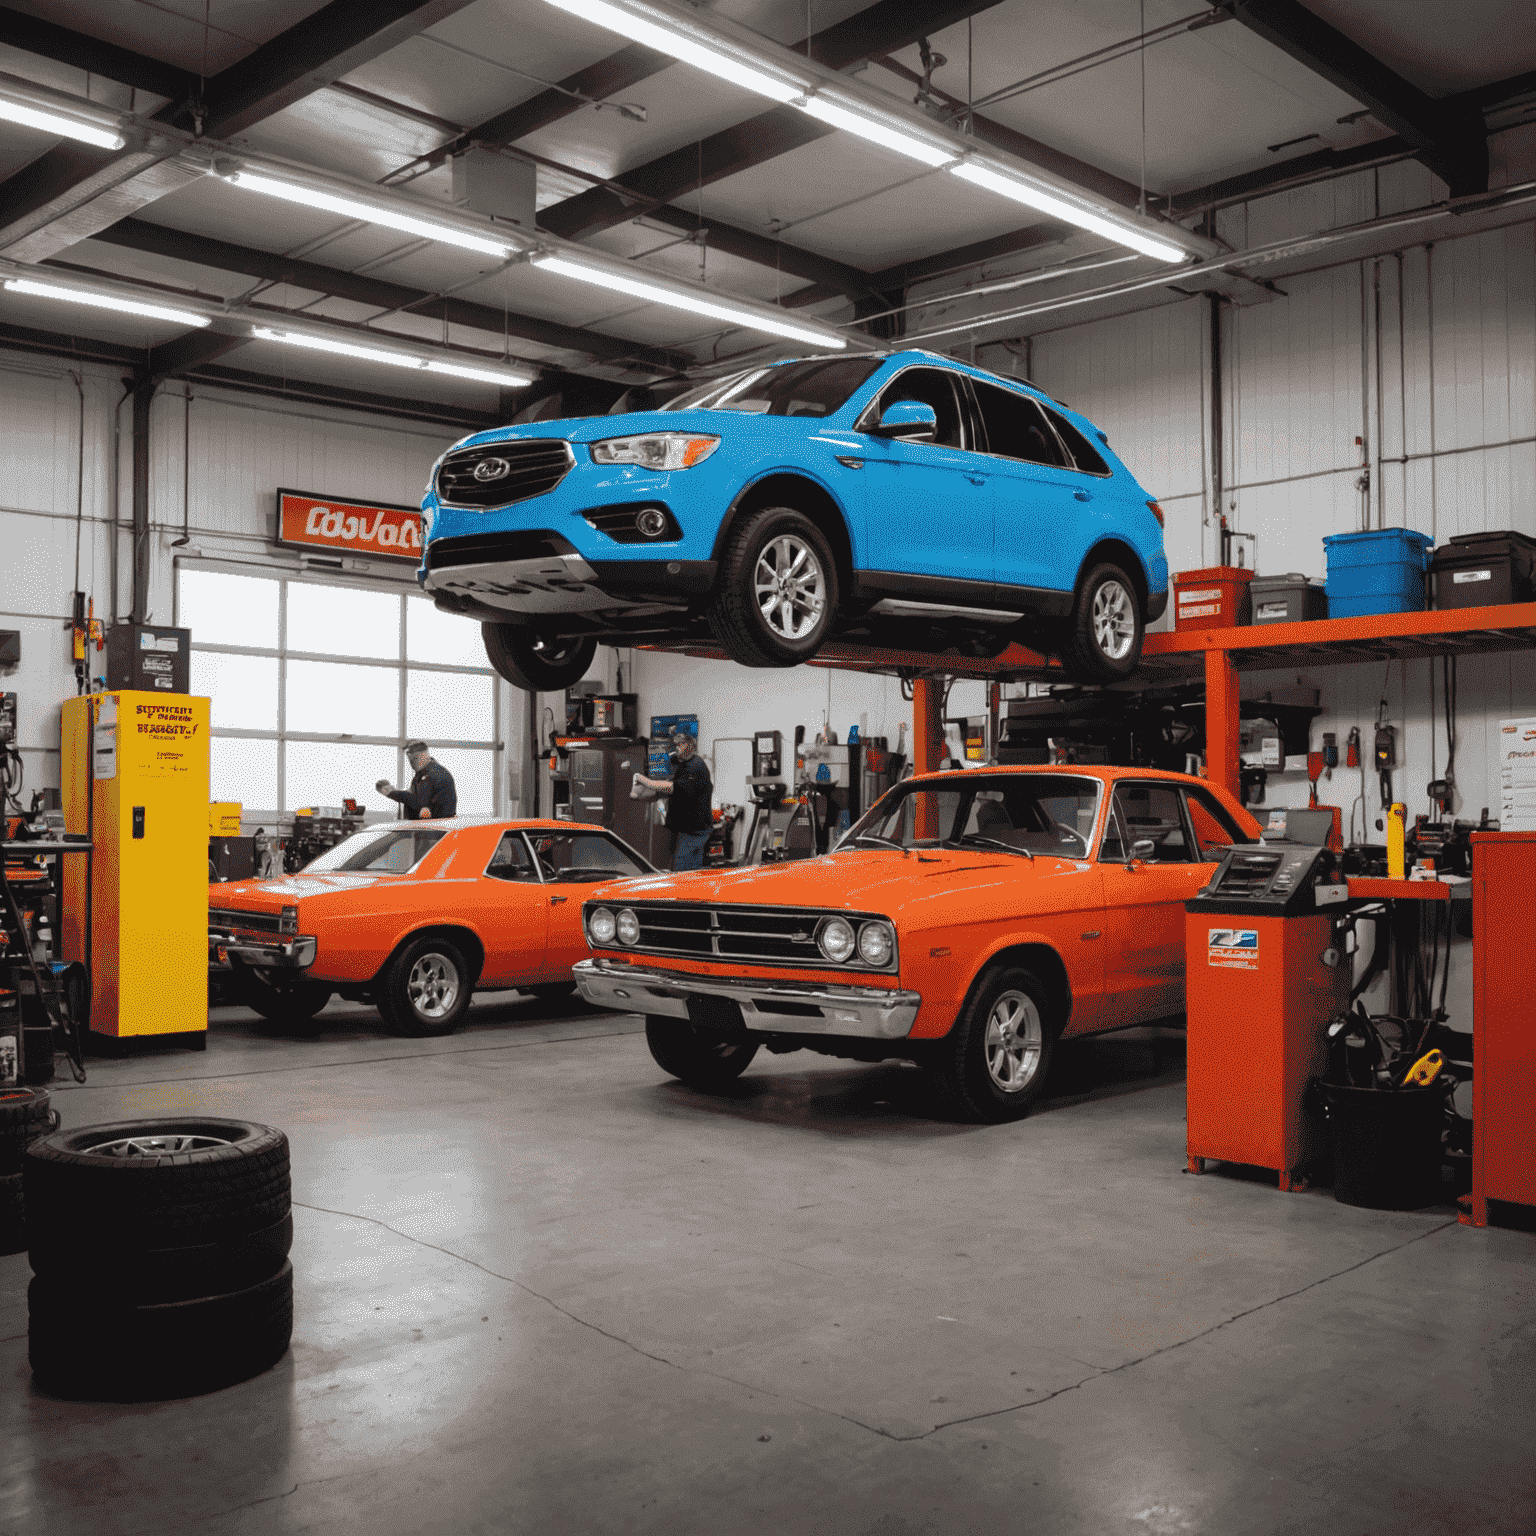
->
[635, 728, 713, 870]
[377, 740, 457, 821]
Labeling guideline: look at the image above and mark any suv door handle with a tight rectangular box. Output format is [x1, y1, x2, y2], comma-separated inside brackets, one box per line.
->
[967, 474, 986, 486]
[1073, 489, 1091, 502]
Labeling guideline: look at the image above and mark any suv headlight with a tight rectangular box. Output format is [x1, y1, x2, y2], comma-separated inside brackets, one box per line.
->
[590, 433, 720, 471]
[588, 907, 616, 945]
[856, 921, 894, 967]
[816, 916, 856, 964]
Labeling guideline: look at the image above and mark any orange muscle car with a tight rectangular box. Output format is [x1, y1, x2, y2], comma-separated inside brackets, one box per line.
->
[574, 767, 1263, 1120]
[209, 818, 653, 1035]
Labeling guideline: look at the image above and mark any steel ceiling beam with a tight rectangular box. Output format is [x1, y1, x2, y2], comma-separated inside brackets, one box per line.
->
[184, 363, 503, 430]
[0, 7, 195, 102]
[0, 0, 481, 247]
[1219, 0, 1488, 196]
[537, 0, 1009, 243]
[89, 218, 688, 373]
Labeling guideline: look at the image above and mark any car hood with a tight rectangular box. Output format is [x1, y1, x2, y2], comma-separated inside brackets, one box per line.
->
[453, 407, 842, 449]
[597, 848, 1091, 915]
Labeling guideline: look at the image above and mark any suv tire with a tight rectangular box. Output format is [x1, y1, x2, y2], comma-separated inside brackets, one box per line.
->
[709, 507, 838, 667]
[1061, 561, 1144, 682]
[483, 626, 597, 691]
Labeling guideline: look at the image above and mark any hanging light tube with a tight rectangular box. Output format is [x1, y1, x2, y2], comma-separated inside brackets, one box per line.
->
[3, 276, 210, 327]
[0, 95, 125, 151]
[796, 94, 955, 168]
[530, 254, 847, 349]
[223, 171, 515, 258]
[252, 326, 533, 387]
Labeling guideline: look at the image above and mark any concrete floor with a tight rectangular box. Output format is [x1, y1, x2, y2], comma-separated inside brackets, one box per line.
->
[3, 995, 1533, 1536]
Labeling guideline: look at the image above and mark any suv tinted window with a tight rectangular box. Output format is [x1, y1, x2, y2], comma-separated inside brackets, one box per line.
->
[972, 381, 1070, 467]
[1044, 406, 1111, 476]
[862, 367, 965, 448]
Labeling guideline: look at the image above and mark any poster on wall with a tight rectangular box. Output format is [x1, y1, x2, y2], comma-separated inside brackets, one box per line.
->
[277, 489, 423, 563]
[1499, 717, 1536, 832]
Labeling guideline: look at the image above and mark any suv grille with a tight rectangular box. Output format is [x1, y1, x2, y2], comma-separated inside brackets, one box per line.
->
[425, 529, 573, 571]
[435, 439, 573, 510]
[209, 907, 281, 934]
[612, 902, 895, 971]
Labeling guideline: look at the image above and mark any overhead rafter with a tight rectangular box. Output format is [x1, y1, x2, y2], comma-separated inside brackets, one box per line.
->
[89, 218, 688, 373]
[537, 0, 1009, 243]
[1218, 0, 1488, 196]
[0, 6, 194, 101]
[0, 0, 482, 252]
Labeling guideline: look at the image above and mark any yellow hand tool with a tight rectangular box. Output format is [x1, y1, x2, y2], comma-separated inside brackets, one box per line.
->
[1401, 1049, 1444, 1088]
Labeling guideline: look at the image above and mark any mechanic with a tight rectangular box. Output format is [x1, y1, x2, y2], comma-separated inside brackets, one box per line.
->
[635, 728, 713, 870]
[377, 740, 457, 821]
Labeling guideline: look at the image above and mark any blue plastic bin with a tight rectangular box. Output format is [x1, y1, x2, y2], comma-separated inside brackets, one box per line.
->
[1324, 529, 1434, 618]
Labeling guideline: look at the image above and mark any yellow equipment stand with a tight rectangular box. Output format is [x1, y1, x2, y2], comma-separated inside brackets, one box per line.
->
[60, 692, 210, 1042]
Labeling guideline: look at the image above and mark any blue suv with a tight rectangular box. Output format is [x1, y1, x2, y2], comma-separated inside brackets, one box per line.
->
[418, 350, 1168, 687]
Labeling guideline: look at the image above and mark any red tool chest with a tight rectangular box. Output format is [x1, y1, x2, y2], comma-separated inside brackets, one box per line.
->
[1464, 832, 1536, 1226]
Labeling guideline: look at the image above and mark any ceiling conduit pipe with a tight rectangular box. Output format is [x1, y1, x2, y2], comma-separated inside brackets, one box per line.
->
[129, 376, 154, 625]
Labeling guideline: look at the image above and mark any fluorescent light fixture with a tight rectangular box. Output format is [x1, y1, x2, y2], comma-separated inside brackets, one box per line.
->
[3, 277, 210, 327]
[798, 96, 954, 168]
[253, 327, 532, 387]
[424, 359, 535, 388]
[0, 97, 124, 151]
[226, 172, 514, 258]
[532, 254, 846, 349]
[949, 162, 1189, 264]
[540, 0, 799, 102]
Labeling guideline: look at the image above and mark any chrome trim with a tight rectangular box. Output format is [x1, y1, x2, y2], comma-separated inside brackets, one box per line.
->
[574, 958, 920, 1040]
[435, 439, 574, 510]
[209, 933, 317, 969]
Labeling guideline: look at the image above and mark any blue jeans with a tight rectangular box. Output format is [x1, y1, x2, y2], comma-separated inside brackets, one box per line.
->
[672, 829, 710, 870]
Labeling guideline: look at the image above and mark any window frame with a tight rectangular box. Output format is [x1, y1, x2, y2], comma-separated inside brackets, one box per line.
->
[1040, 404, 1114, 479]
[177, 557, 501, 821]
[965, 377, 1078, 471]
[854, 364, 972, 451]
[1098, 780, 1200, 865]
[483, 829, 544, 883]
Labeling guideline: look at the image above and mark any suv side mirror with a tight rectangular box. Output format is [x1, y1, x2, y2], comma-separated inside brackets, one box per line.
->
[869, 400, 938, 442]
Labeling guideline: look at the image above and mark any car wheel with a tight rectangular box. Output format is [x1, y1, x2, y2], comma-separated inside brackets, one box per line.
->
[708, 507, 838, 667]
[645, 1016, 759, 1091]
[376, 936, 473, 1037]
[1060, 562, 1144, 682]
[482, 626, 597, 691]
[241, 970, 331, 1025]
[929, 965, 1058, 1123]
[528, 982, 576, 1002]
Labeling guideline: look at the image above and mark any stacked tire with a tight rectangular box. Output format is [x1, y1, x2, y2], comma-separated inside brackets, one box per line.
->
[1, 1088, 59, 1255]
[23, 1116, 293, 1399]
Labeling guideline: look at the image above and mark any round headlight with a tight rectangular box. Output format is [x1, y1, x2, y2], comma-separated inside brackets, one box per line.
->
[857, 921, 893, 967]
[615, 908, 640, 946]
[635, 506, 669, 538]
[588, 907, 616, 945]
[817, 916, 856, 964]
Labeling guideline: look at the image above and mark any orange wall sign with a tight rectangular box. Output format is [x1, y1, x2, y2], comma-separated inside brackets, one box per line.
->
[278, 489, 423, 563]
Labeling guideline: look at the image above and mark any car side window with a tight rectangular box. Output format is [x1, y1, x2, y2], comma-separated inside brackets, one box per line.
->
[1042, 406, 1112, 476]
[971, 381, 1071, 468]
[1183, 787, 1255, 857]
[485, 831, 539, 882]
[528, 831, 648, 883]
[863, 367, 966, 448]
[1101, 784, 1196, 863]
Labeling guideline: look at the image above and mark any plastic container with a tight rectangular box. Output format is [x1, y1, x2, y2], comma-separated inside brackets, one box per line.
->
[1249, 573, 1327, 625]
[1172, 566, 1252, 631]
[1431, 530, 1536, 610]
[1321, 1081, 1443, 1209]
[1323, 528, 1433, 618]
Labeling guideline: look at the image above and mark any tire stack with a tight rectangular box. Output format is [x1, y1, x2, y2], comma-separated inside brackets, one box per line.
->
[23, 1116, 294, 1399]
[1, 1088, 60, 1254]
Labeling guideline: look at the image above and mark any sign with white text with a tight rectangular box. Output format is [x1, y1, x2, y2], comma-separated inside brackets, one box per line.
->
[277, 489, 423, 563]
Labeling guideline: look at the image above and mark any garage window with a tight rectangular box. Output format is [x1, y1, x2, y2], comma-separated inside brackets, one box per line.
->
[178, 566, 497, 819]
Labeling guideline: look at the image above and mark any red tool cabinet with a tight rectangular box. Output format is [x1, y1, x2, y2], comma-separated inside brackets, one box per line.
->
[1464, 832, 1536, 1227]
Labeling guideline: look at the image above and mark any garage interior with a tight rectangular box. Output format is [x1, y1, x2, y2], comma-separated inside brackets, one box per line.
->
[2, 0, 1536, 1531]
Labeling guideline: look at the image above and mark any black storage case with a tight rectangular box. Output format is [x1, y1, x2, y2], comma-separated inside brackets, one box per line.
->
[1249, 573, 1328, 625]
[104, 624, 191, 693]
[1430, 530, 1536, 609]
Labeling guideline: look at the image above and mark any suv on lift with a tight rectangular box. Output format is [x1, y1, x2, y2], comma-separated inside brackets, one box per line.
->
[418, 349, 1168, 687]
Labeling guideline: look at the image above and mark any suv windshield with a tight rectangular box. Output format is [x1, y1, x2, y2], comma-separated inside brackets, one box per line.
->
[661, 358, 882, 418]
[302, 826, 447, 873]
[843, 775, 1102, 857]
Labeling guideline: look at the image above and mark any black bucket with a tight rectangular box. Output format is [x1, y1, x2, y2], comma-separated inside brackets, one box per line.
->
[1321, 1081, 1443, 1210]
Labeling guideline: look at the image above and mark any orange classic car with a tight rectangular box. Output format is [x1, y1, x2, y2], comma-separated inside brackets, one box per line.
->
[209, 818, 653, 1035]
[574, 766, 1264, 1120]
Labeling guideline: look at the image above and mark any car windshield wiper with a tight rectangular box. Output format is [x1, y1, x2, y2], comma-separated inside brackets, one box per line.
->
[949, 834, 1034, 861]
[850, 833, 908, 853]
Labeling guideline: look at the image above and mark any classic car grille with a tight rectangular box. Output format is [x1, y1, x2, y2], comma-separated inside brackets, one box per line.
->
[209, 907, 282, 935]
[435, 439, 574, 510]
[618, 902, 895, 970]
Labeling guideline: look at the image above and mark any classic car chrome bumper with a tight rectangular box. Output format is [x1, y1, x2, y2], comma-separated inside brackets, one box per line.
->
[574, 958, 921, 1040]
[208, 933, 317, 970]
